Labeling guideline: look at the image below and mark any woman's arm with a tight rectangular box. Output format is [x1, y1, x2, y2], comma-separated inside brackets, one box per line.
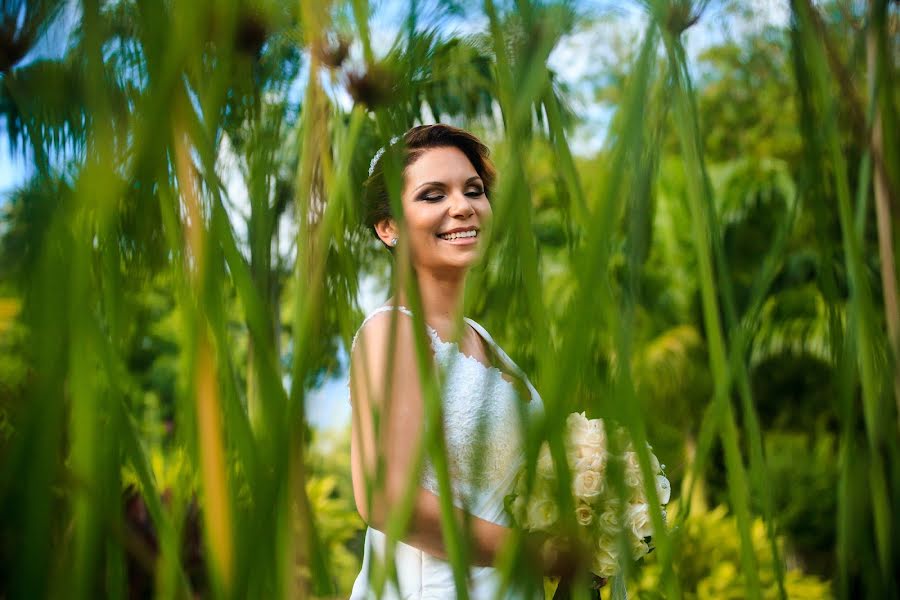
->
[349, 311, 553, 569]
[398, 489, 585, 576]
[372, 484, 509, 566]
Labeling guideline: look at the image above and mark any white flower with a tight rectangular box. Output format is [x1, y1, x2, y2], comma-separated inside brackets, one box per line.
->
[655, 474, 671, 505]
[511, 495, 527, 524]
[648, 449, 661, 474]
[630, 536, 650, 559]
[625, 473, 644, 492]
[526, 495, 559, 531]
[592, 537, 620, 578]
[626, 503, 654, 539]
[630, 485, 648, 504]
[537, 444, 556, 480]
[622, 451, 640, 471]
[597, 508, 620, 534]
[572, 469, 605, 499]
[566, 411, 590, 432]
[574, 450, 606, 474]
[575, 502, 595, 527]
[567, 412, 607, 453]
[623, 454, 643, 489]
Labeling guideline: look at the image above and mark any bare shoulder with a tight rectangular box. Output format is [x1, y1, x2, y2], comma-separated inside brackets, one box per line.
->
[351, 309, 416, 361]
[349, 309, 432, 411]
[350, 310, 433, 371]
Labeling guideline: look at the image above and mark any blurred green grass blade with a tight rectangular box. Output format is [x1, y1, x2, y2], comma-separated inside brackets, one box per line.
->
[795, 0, 893, 569]
[791, 0, 885, 451]
[287, 113, 337, 600]
[659, 25, 763, 600]
[5, 0, 895, 597]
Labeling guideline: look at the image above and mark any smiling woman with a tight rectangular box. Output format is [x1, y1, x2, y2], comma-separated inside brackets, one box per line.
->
[347, 125, 579, 598]
[362, 124, 496, 253]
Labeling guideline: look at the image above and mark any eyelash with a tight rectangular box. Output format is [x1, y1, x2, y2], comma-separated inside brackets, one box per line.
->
[420, 189, 485, 202]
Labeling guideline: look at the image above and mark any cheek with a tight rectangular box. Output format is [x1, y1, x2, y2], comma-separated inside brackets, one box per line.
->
[402, 204, 441, 239]
[476, 199, 493, 222]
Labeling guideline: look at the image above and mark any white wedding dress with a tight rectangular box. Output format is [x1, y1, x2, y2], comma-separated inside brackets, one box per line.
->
[348, 305, 545, 599]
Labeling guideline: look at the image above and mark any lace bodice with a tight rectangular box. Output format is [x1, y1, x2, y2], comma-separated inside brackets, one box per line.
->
[349, 305, 544, 519]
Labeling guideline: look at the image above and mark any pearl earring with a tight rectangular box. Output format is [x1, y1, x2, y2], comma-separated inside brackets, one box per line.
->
[390, 237, 398, 247]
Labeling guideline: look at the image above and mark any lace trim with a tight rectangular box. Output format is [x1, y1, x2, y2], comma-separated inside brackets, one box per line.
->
[428, 332, 523, 399]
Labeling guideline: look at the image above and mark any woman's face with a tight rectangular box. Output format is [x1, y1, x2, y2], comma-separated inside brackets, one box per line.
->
[398, 146, 492, 272]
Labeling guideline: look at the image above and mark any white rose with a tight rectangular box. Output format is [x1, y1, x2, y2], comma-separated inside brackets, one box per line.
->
[647, 448, 661, 473]
[511, 495, 527, 524]
[588, 418, 606, 436]
[630, 485, 648, 504]
[574, 452, 606, 474]
[630, 536, 650, 560]
[622, 451, 640, 471]
[575, 502, 595, 527]
[655, 474, 671, 505]
[627, 503, 653, 539]
[572, 469, 605, 499]
[537, 444, 556, 480]
[615, 426, 632, 450]
[526, 495, 559, 531]
[566, 411, 590, 433]
[569, 446, 607, 475]
[592, 537, 619, 578]
[532, 473, 555, 499]
[567, 413, 607, 453]
[622, 452, 649, 493]
[597, 508, 619, 534]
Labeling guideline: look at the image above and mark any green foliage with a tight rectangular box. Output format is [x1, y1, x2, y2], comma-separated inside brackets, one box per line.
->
[696, 29, 803, 165]
[0, 0, 897, 598]
[631, 503, 833, 599]
[763, 432, 838, 571]
[306, 427, 366, 597]
[0, 305, 27, 446]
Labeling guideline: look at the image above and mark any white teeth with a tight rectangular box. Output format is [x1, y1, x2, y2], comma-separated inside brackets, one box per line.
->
[439, 230, 478, 241]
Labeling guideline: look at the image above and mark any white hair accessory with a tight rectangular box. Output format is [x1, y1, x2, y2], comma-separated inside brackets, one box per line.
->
[368, 135, 402, 177]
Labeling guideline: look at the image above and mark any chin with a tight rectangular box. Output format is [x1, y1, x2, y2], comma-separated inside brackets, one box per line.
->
[446, 254, 483, 270]
[419, 254, 482, 272]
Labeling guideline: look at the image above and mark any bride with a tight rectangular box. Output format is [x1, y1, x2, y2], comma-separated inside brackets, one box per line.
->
[347, 124, 586, 598]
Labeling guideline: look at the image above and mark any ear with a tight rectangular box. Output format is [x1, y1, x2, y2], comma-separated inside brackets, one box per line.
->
[373, 218, 398, 248]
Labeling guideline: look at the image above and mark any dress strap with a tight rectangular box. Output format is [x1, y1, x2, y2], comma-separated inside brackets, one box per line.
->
[463, 318, 525, 378]
[464, 318, 543, 406]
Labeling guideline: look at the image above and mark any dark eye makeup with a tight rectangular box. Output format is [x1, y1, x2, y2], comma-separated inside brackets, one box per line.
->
[418, 187, 485, 202]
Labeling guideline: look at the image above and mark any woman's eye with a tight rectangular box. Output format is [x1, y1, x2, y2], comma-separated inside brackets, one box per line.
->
[418, 188, 483, 202]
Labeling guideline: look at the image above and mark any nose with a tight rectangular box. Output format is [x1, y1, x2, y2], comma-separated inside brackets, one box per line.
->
[448, 189, 475, 218]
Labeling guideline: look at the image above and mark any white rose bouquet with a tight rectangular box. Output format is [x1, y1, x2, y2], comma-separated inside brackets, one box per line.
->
[505, 412, 671, 596]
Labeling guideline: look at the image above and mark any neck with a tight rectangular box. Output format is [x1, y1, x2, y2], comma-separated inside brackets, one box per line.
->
[393, 264, 468, 340]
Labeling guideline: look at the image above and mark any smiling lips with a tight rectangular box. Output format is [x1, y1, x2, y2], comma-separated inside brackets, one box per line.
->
[436, 227, 479, 244]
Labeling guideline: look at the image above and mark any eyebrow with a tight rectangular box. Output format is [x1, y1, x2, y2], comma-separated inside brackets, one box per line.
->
[413, 176, 483, 193]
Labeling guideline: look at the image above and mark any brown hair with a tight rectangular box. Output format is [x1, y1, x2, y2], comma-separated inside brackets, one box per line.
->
[362, 124, 496, 243]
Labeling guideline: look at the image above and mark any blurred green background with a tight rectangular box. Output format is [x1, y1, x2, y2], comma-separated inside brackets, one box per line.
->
[0, 0, 897, 598]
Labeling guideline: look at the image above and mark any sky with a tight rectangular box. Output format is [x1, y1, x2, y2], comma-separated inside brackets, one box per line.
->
[1, 0, 790, 431]
[0, 136, 28, 195]
[0, 1, 80, 197]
